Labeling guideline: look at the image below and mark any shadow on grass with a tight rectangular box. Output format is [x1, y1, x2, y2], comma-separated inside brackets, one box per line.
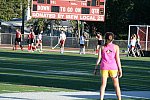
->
[0, 74, 100, 91]
[0, 51, 150, 92]
[0, 51, 100, 91]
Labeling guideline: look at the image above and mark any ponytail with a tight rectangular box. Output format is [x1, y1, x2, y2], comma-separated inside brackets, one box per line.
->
[105, 32, 114, 46]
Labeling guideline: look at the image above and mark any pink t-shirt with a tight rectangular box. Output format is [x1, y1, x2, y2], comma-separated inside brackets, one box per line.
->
[100, 42, 118, 70]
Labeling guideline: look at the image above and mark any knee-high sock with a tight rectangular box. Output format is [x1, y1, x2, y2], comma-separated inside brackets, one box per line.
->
[60, 47, 64, 53]
[40, 44, 42, 51]
[28, 45, 31, 50]
[83, 47, 85, 54]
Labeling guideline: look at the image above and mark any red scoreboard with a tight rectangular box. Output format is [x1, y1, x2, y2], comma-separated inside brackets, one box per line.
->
[32, 0, 105, 21]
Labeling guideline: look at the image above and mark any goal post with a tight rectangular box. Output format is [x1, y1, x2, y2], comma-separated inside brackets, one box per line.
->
[128, 25, 150, 52]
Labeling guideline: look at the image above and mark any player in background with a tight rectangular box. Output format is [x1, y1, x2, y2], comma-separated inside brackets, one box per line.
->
[95, 32, 103, 55]
[130, 34, 137, 57]
[27, 31, 31, 51]
[136, 33, 141, 49]
[36, 31, 43, 52]
[59, 30, 66, 54]
[13, 29, 23, 50]
[79, 32, 87, 54]
[30, 29, 36, 51]
[27, 29, 35, 52]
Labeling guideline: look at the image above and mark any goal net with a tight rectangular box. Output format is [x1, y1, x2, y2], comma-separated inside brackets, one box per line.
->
[128, 25, 150, 51]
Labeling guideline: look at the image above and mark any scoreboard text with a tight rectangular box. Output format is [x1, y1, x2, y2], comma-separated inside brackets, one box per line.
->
[32, 0, 105, 21]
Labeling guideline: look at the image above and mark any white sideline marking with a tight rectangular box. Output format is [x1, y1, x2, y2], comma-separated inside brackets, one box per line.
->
[0, 67, 91, 76]
[0, 91, 150, 100]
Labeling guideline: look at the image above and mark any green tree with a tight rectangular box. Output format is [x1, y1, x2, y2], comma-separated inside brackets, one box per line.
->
[0, 0, 28, 21]
[104, 0, 134, 39]
[129, 0, 150, 25]
[87, 0, 150, 39]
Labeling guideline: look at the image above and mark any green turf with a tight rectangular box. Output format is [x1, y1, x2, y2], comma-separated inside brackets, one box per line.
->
[0, 48, 150, 99]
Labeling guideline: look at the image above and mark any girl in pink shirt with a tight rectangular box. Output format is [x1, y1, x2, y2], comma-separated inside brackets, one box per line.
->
[94, 32, 122, 100]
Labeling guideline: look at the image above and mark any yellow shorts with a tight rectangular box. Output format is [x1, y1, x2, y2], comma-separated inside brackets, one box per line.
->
[101, 70, 118, 78]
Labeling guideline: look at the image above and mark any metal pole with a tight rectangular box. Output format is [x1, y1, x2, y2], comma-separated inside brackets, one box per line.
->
[22, 0, 25, 46]
[50, 20, 54, 47]
[127, 25, 131, 55]
[0, 22, 1, 45]
[145, 26, 148, 51]
[78, 20, 80, 38]
[11, 33, 13, 46]
[81, 21, 84, 34]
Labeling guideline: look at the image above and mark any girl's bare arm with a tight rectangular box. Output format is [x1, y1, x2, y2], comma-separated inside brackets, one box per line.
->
[115, 45, 122, 78]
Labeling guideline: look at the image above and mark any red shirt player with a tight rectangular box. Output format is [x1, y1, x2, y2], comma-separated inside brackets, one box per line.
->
[14, 29, 23, 50]
[27, 29, 35, 51]
[27, 32, 32, 51]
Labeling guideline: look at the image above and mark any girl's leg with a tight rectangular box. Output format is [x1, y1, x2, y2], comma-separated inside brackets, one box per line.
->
[15, 41, 18, 50]
[100, 76, 108, 100]
[131, 47, 136, 57]
[83, 46, 85, 54]
[35, 42, 39, 50]
[112, 77, 121, 100]
[96, 45, 99, 54]
[31, 43, 34, 51]
[19, 42, 23, 50]
[28, 44, 30, 51]
[79, 46, 83, 54]
[30, 43, 32, 51]
[60, 43, 64, 53]
[40, 43, 42, 51]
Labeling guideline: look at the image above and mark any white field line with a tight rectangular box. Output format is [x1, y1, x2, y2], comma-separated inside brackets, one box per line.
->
[0, 62, 149, 85]
[0, 46, 92, 54]
[0, 91, 150, 100]
[0, 59, 150, 91]
[0, 57, 92, 67]
[0, 67, 149, 91]
[1, 61, 150, 81]
[0, 61, 92, 76]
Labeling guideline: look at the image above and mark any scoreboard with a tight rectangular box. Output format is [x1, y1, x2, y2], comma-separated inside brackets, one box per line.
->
[31, 0, 105, 21]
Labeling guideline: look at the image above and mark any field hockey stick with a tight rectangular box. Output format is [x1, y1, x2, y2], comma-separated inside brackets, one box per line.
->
[52, 43, 59, 49]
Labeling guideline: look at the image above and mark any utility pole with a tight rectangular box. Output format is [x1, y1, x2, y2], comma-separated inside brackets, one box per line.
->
[22, 0, 25, 45]
[22, 0, 25, 34]
[50, 20, 54, 47]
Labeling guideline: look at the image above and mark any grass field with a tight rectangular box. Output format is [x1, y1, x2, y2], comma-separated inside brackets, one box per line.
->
[0, 48, 150, 100]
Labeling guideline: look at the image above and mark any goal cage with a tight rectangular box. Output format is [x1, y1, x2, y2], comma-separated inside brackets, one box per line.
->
[128, 25, 150, 52]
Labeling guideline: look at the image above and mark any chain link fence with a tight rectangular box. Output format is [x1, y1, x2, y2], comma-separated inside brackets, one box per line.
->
[0, 33, 149, 51]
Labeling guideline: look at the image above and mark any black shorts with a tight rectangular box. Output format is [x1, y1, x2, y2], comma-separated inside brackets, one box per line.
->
[27, 39, 34, 44]
[31, 39, 34, 43]
[80, 44, 85, 47]
[27, 39, 31, 44]
[98, 40, 103, 45]
[15, 38, 21, 42]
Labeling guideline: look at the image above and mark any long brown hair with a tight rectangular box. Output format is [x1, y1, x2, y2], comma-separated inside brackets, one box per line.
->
[105, 32, 114, 46]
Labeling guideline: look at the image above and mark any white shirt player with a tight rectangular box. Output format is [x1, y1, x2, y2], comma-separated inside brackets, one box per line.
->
[38, 34, 42, 40]
[59, 31, 66, 40]
[131, 38, 136, 46]
[80, 35, 85, 44]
